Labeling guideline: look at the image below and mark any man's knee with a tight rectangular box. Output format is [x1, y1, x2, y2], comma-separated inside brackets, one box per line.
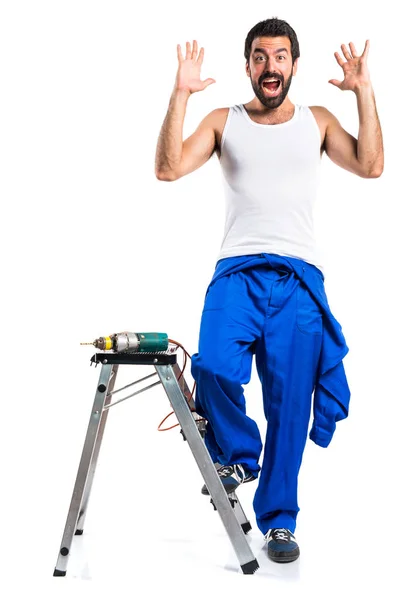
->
[191, 353, 228, 380]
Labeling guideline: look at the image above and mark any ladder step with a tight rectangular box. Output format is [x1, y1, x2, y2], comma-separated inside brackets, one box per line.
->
[241, 522, 252, 534]
[91, 352, 177, 365]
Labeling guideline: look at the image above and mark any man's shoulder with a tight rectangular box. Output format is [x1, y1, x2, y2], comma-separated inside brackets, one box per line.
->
[204, 107, 232, 139]
[308, 105, 334, 126]
[210, 106, 232, 122]
[206, 106, 231, 119]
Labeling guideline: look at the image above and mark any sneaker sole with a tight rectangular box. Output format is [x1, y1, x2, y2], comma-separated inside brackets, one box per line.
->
[201, 482, 239, 495]
[201, 475, 256, 495]
[267, 549, 300, 563]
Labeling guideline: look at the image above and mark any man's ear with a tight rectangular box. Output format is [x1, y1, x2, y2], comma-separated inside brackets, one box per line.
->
[292, 58, 299, 76]
[245, 62, 250, 77]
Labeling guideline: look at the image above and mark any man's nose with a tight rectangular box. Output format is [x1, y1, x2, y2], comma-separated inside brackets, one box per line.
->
[265, 58, 279, 72]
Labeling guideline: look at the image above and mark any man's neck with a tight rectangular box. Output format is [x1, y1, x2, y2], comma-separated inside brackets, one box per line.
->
[243, 99, 295, 124]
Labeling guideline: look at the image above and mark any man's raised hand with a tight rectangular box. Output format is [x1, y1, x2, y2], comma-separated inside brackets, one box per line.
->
[175, 40, 216, 95]
[329, 40, 372, 92]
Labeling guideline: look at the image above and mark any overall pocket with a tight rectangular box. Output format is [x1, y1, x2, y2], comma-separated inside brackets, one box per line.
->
[296, 282, 323, 335]
[203, 274, 239, 311]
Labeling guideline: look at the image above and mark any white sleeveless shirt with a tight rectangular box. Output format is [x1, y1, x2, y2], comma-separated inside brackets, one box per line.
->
[216, 103, 324, 273]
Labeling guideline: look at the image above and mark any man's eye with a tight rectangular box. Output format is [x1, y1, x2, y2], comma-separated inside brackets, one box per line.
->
[255, 56, 285, 61]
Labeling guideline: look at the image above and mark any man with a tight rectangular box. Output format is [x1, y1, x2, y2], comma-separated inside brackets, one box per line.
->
[154, 18, 383, 564]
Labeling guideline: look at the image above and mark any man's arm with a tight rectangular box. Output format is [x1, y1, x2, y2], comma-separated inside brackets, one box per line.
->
[155, 89, 218, 181]
[324, 40, 384, 178]
[155, 40, 217, 181]
[155, 89, 191, 181]
[354, 84, 384, 177]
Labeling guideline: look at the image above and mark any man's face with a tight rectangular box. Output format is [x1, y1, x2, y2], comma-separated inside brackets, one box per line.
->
[246, 36, 298, 108]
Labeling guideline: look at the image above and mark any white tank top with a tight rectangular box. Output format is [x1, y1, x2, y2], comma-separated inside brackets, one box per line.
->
[216, 103, 324, 273]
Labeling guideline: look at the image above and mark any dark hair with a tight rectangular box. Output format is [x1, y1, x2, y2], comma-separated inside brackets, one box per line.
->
[244, 17, 300, 65]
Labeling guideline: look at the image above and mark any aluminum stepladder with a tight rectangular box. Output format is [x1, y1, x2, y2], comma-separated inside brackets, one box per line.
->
[53, 350, 259, 576]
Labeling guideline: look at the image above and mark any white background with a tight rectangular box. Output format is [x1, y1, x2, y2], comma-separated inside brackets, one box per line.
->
[1, 1, 417, 598]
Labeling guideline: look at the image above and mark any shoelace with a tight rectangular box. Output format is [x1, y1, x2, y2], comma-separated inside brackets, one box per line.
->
[217, 464, 246, 482]
[273, 529, 290, 541]
[265, 528, 292, 542]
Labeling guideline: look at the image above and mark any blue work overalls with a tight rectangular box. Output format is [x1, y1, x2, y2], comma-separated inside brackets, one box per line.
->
[190, 252, 350, 535]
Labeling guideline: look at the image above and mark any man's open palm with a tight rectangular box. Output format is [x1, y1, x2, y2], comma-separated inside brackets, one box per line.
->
[175, 40, 216, 94]
[329, 40, 371, 91]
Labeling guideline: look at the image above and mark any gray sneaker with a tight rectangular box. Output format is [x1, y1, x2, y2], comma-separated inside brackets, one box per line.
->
[201, 463, 256, 495]
[265, 528, 300, 563]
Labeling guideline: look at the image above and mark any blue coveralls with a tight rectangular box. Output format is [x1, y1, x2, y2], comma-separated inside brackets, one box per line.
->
[190, 252, 350, 535]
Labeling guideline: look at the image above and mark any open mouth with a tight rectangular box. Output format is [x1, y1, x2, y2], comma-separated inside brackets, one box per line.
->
[261, 79, 281, 96]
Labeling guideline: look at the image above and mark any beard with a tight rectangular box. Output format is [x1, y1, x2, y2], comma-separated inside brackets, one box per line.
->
[250, 71, 293, 109]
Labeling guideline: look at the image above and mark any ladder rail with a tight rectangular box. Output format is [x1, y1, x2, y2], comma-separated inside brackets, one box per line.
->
[54, 363, 118, 575]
